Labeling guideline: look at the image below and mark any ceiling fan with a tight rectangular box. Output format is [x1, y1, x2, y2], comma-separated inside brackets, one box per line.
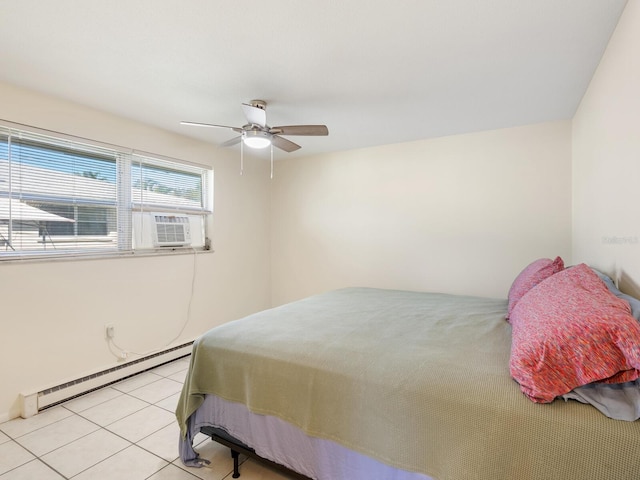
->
[180, 100, 329, 153]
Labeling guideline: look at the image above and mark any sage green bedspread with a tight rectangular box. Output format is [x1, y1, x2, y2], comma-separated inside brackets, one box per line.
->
[176, 287, 640, 480]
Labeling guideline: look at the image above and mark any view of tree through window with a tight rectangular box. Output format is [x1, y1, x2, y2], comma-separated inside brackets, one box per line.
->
[132, 161, 202, 204]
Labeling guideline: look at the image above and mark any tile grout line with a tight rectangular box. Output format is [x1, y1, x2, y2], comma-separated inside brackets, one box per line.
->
[0, 360, 206, 480]
[56, 369, 187, 478]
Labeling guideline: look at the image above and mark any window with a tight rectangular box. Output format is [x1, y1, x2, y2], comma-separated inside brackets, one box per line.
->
[131, 154, 206, 213]
[0, 124, 212, 259]
[32, 204, 115, 237]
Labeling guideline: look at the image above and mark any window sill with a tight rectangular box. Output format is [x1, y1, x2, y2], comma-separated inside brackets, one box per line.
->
[0, 246, 214, 265]
[37, 236, 115, 244]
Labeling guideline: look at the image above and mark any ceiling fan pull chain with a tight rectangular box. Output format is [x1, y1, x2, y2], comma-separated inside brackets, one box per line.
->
[270, 144, 274, 179]
[240, 139, 244, 176]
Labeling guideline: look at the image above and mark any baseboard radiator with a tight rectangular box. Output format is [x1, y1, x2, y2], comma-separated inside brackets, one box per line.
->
[20, 341, 194, 418]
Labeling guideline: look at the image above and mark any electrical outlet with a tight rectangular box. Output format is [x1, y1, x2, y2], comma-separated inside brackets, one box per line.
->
[105, 324, 115, 339]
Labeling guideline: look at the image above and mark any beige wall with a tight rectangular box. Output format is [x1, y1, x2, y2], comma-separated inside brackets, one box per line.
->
[0, 82, 272, 421]
[271, 121, 572, 305]
[572, 1, 640, 296]
[10, 0, 638, 417]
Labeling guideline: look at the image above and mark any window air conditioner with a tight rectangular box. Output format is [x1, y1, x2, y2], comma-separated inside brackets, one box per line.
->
[151, 213, 192, 247]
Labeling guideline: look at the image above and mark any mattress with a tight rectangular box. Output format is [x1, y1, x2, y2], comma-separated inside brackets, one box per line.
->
[176, 287, 640, 480]
[182, 393, 433, 480]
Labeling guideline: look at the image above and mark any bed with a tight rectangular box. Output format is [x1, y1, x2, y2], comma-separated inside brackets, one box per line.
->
[176, 262, 640, 480]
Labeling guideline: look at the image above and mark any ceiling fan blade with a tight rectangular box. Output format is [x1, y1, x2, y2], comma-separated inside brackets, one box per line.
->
[219, 136, 242, 148]
[181, 121, 243, 133]
[270, 125, 329, 136]
[271, 135, 301, 152]
[242, 103, 267, 128]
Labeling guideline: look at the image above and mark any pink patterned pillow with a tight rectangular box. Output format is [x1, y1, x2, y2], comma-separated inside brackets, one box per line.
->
[506, 257, 564, 320]
[509, 263, 640, 403]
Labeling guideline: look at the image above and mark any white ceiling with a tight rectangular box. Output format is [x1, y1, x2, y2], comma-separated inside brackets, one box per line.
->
[0, 0, 628, 158]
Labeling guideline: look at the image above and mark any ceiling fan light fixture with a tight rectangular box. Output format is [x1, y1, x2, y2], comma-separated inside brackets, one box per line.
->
[182, 100, 327, 154]
[242, 130, 272, 149]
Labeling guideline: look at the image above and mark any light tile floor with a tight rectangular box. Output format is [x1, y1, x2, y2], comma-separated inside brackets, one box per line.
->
[0, 356, 293, 480]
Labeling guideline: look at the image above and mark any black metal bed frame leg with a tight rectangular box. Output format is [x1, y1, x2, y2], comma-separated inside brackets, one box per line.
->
[201, 426, 312, 480]
[231, 449, 241, 478]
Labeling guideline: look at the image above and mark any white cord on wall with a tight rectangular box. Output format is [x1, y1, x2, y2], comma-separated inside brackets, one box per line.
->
[165, 246, 198, 346]
[106, 246, 199, 360]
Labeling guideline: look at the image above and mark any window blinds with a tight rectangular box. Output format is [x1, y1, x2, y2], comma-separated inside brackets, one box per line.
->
[0, 124, 212, 258]
[0, 128, 119, 253]
[131, 154, 209, 215]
